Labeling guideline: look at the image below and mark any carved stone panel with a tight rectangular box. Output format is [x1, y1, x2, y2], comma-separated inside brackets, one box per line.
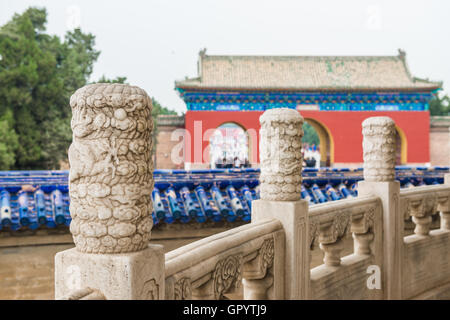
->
[174, 277, 192, 300]
[243, 238, 275, 279]
[141, 279, 159, 300]
[68, 83, 154, 254]
[213, 255, 242, 299]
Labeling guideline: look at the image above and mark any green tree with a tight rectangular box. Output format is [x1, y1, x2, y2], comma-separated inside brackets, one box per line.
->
[429, 92, 450, 116]
[96, 75, 128, 84]
[0, 7, 100, 169]
[302, 122, 320, 146]
[0, 7, 177, 169]
[0, 110, 19, 169]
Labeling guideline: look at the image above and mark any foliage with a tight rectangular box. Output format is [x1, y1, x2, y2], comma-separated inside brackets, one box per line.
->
[429, 92, 450, 116]
[0, 7, 100, 169]
[302, 122, 320, 146]
[96, 75, 128, 84]
[0, 110, 19, 169]
[0, 7, 175, 170]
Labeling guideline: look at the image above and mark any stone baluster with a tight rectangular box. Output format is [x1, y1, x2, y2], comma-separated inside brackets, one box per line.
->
[252, 108, 309, 299]
[352, 232, 374, 255]
[55, 83, 164, 300]
[351, 212, 374, 256]
[318, 221, 344, 267]
[440, 174, 450, 230]
[243, 273, 274, 300]
[242, 237, 277, 300]
[357, 116, 402, 299]
[191, 280, 215, 300]
[409, 199, 434, 235]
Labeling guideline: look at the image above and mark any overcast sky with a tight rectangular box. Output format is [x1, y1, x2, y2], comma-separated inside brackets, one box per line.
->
[1, 0, 449, 114]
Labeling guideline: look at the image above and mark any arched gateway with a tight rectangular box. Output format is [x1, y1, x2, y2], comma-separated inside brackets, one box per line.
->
[176, 49, 441, 169]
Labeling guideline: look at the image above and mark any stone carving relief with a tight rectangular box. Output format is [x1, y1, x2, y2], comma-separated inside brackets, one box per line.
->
[409, 194, 438, 235]
[68, 83, 154, 253]
[174, 277, 192, 300]
[317, 211, 351, 245]
[244, 237, 276, 280]
[410, 195, 438, 218]
[309, 220, 318, 248]
[351, 207, 375, 234]
[312, 211, 351, 267]
[403, 198, 412, 220]
[60, 287, 106, 300]
[259, 108, 304, 201]
[438, 195, 450, 230]
[362, 116, 396, 182]
[141, 279, 159, 300]
[258, 238, 274, 274]
[213, 255, 242, 299]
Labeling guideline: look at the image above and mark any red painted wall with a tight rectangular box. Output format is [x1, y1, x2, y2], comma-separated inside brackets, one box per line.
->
[184, 110, 430, 164]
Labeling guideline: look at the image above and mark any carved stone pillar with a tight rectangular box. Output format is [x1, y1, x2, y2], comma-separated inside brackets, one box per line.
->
[252, 108, 309, 299]
[55, 84, 164, 300]
[259, 108, 303, 201]
[358, 116, 402, 299]
[68, 83, 153, 253]
[362, 117, 396, 182]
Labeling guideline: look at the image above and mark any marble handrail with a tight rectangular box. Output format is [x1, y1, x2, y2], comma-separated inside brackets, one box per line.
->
[164, 218, 284, 299]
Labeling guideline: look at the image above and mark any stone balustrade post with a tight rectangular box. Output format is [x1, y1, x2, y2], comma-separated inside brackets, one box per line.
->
[441, 174, 450, 230]
[357, 116, 402, 300]
[251, 108, 309, 299]
[55, 83, 164, 300]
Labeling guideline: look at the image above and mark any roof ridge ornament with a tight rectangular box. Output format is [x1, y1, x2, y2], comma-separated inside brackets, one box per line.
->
[199, 48, 207, 58]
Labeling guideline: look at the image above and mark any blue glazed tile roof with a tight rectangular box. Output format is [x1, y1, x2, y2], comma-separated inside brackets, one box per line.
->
[0, 167, 448, 232]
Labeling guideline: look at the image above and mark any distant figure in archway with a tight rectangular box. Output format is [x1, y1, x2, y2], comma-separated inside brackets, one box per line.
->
[210, 123, 249, 169]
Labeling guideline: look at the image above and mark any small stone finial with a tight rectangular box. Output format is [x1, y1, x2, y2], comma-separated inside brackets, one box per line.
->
[362, 116, 396, 182]
[259, 108, 304, 201]
[68, 83, 154, 254]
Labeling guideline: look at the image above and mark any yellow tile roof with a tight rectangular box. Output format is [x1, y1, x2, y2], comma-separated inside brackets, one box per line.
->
[175, 50, 441, 91]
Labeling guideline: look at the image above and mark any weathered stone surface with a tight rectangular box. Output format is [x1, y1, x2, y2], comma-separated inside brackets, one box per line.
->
[68, 83, 153, 254]
[55, 245, 164, 300]
[362, 116, 396, 182]
[252, 199, 309, 299]
[259, 108, 303, 201]
[403, 230, 450, 299]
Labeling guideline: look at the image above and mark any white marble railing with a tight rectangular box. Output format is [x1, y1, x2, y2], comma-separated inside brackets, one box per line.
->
[54, 86, 450, 300]
[308, 196, 383, 299]
[59, 287, 106, 300]
[400, 184, 450, 299]
[309, 196, 381, 260]
[401, 184, 450, 235]
[164, 219, 284, 300]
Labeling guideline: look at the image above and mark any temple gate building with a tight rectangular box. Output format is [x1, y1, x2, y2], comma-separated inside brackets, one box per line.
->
[174, 49, 442, 169]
